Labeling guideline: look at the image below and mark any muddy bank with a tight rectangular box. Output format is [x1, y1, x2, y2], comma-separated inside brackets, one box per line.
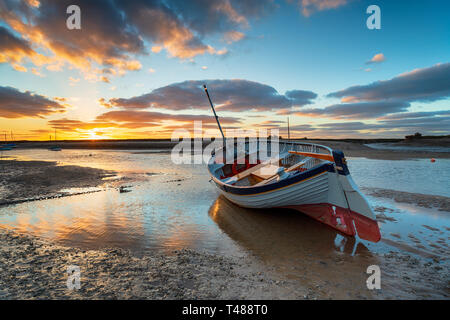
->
[0, 229, 302, 300]
[365, 187, 450, 212]
[0, 159, 117, 205]
[397, 138, 450, 148]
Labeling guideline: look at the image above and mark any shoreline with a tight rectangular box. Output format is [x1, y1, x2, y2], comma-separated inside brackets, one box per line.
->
[3, 139, 450, 160]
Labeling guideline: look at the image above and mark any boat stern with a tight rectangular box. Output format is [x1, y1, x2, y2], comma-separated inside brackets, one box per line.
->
[332, 150, 381, 242]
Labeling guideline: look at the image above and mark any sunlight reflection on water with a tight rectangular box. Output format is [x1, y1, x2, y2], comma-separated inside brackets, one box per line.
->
[0, 149, 448, 262]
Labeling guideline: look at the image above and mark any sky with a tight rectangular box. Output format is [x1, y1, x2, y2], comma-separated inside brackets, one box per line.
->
[0, 0, 449, 140]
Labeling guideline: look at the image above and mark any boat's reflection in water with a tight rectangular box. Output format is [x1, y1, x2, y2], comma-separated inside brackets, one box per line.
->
[209, 195, 370, 257]
[209, 196, 380, 295]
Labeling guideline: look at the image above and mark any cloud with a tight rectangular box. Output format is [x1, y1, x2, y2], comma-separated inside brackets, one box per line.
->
[285, 90, 318, 106]
[0, 25, 49, 69]
[48, 118, 118, 131]
[69, 77, 80, 86]
[328, 63, 450, 103]
[47, 110, 242, 132]
[224, 30, 245, 44]
[317, 121, 380, 131]
[298, 0, 349, 17]
[31, 67, 44, 77]
[366, 53, 385, 64]
[96, 110, 241, 125]
[103, 79, 317, 112]
[377, 115, 450, 127]
[294, 101, 410, 119]
[0, 26, 33, 63]
[0, 85, 67, 118]
[377, 110, 450, 120]
[0, 0, 273, 77]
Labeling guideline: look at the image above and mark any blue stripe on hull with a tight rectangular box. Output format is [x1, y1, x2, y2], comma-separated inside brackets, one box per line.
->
[215, 162, 335, 196]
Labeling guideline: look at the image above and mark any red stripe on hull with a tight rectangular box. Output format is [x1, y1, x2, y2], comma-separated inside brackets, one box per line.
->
[287, 203, 381, 243]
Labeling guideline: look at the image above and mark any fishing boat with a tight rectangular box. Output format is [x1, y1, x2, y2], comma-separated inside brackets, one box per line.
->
[48, 129, 62, 151]
[203, 85, 381, 243]
[2, 131, 16, 149]
[0, 145, 12, 151]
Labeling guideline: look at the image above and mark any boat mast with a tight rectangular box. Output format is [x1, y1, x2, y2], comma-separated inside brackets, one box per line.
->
[203, 85, 225, 142]
[287, 117, 290, 141]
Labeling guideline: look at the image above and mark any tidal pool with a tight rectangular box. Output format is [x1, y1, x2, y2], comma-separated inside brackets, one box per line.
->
[0, 149, 448, 263]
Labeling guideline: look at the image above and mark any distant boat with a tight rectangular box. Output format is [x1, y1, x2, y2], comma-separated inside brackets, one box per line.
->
[0, 145, 12, 151]
[203, 85, 381, 243]
[48, 129, 62, 151]
[5, 131, 17, 148]
[2, 131, 16, 148]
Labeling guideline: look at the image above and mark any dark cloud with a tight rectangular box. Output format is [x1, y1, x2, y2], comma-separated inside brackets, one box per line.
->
[48, 110, 241, 132]
[378, 110, 450, 120]
[295, 101, 410, 119]
[314, 117, 450, 135]
[285, 90, 317, 106]
[378, 115, 450, 129]
[96, 110, 241, 124]
[327, 63, 450, 103]
[0, 86, 66, 118]
[0, 26, 34, 63]
[287, 124, 316, 132]
[317, 122, 380, 131]
[104, 79, 317, 112]
[47, 119, 120, 131]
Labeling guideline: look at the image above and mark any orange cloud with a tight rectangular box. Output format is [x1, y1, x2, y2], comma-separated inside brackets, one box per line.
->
[0, 1, 271, 79]
[367, 53, 385, 64]
[300, 0, 349, 17]
[224, 31, 245, 44]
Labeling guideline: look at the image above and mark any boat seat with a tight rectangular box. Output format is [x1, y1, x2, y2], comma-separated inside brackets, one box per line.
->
[252, 166, 286, 186]
[253, 174, 279, 186]
[285, 158, 309, 172]
[251, 164, 284, 180]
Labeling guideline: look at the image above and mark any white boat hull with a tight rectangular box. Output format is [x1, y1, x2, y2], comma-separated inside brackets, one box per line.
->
[208, 141, 381, 242]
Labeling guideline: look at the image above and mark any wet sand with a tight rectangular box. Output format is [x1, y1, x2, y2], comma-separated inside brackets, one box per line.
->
[209, 197, 449, 299]
[0, 229, 301, 299]
[365, 187, 450, 212]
